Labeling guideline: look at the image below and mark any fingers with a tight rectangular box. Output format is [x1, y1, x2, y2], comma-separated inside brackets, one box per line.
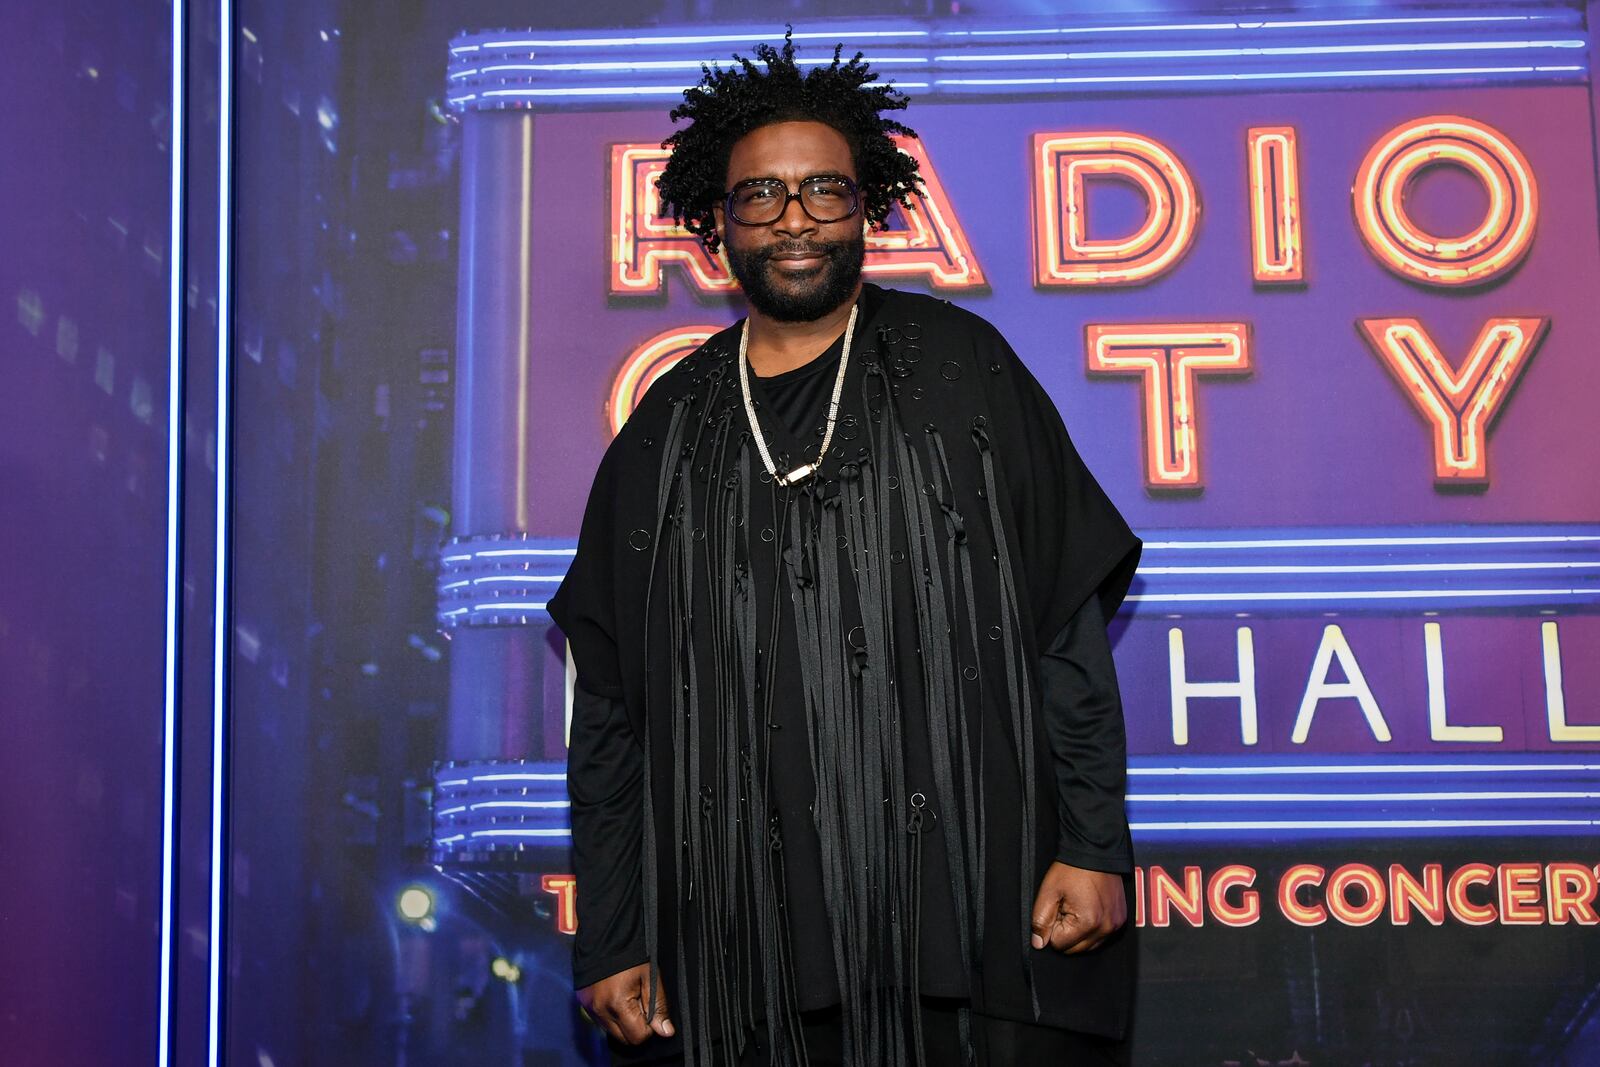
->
[1031, 883, 1124, 954]
[612, 970, 656, 1045]
[581, 968, 665, 1046]
[582, 997, 628, 1045]
[1057, 899, 1126, 954]
[1031, 886, 1092, 950]
[1049, 905, 1094, 953]
[1029, 883, 1057, 950]
[1071, 898, 1129, 954]
[1059, 921, 1106, 954]
[646, 973, 676, 1038]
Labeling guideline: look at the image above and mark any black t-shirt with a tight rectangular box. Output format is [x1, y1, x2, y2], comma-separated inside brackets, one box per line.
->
[748, 326, 846, 442]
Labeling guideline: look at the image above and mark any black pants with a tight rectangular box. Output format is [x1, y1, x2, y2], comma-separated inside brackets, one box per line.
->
[630, 999, 1131, 1066]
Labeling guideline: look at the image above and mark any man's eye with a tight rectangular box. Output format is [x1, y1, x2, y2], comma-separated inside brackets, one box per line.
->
[743, 187, 779, 201]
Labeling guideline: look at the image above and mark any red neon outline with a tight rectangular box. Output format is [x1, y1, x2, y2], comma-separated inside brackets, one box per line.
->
[1357, 315, 1548, 485]
[1086, 322, 1252, 490]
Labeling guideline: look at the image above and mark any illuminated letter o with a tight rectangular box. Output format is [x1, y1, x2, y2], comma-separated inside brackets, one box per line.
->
[1327, 863, 1387, 926]
[1354, 115, 1537, 287]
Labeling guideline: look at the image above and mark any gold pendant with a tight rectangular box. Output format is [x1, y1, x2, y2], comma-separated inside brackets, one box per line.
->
[781, 463, 816, 485]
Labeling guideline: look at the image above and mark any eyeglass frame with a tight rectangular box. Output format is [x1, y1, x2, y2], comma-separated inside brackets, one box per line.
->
[722, 174, 861, 227]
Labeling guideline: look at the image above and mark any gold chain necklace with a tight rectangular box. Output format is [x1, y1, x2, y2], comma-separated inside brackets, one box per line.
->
[737, 304, 858, 486]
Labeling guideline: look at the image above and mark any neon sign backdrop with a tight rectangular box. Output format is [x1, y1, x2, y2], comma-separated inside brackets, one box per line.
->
[606, 113, 1545, 494]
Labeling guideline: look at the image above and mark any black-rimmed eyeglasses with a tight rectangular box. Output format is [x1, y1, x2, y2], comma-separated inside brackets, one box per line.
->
[724, 176, 860, 226]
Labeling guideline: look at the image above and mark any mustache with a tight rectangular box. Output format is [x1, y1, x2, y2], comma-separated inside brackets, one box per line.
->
[755, 239, 850, 260]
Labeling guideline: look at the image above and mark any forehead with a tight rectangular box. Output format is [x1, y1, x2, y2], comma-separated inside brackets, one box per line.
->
[725, 120, 856, 183]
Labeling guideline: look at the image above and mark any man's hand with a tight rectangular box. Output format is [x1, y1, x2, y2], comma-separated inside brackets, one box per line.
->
[577, 963, 674, 1045]
[1030, 862, 1127, 954]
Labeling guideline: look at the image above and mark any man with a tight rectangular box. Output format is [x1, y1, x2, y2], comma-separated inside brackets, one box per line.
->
[547, 34, 1142, 1066]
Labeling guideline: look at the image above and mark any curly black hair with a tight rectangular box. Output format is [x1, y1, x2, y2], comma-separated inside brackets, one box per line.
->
[656, 29, 923, 254]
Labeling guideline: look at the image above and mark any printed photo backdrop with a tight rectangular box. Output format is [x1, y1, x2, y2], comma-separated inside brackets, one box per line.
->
[215, 4, 1600, 1065]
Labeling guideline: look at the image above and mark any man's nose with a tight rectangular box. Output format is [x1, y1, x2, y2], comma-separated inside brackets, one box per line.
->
[772, 193, 817, 238]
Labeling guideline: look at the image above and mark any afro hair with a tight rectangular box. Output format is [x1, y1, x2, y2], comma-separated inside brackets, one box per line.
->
[655, 29, 923, 255]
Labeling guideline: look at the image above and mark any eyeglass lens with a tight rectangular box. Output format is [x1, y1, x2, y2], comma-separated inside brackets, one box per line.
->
[729, 178, 857, 224]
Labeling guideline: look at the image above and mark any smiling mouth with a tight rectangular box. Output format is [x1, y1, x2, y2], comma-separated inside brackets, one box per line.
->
[768, 251, 827, 271]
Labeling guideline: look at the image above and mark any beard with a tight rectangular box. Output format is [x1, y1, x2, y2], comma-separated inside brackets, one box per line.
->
[725, 231, 866, 323]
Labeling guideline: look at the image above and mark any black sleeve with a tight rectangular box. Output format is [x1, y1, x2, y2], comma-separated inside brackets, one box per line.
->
[548, 445, 625, 700]
[567, 675, 648, 989]
[1039, 594, 1134, 874]
[976, 320, 1142, 646]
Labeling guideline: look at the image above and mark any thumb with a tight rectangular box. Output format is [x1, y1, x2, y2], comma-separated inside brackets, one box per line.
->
[1030, 884, 1058, 950]
[647, 972, 674, 1037]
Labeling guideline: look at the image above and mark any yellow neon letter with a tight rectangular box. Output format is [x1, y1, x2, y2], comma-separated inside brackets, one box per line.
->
[1353, 115, 1538, 287]
[1086, 322, 1251, 490]
[1357, 316, 1547, 485]
[1423, 622, 1503, 742]
[1247, 126, 1304, 284]
[1032, 131, 1200, 287]
[1168, 626, 1258, 746]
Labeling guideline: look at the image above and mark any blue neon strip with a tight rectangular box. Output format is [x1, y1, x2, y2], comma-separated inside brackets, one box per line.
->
[953, 15, 1567, 35]
[208, 2, 232, 1063]
[462, 28, 931, 51]
[1123, 524, 1600, 614]
[930, 38, 1585, 61]
[158, 0, 184, 1060]
[1129, 817, 1596, 833]
[430, 755, 1599, 846]
[445, 8, 1588, 109]
[1125, 755, 1600, 839]
[467, 524, 1600, 619]
[930, 64, 1584, 90]
[432, 761, 574, 860]
[435, 535, 574, 628]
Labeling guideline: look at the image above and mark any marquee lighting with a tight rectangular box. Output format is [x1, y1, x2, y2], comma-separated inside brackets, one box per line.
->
[435, 535, 576, 628]
[1085, 322, 1251, 488]
[1247, 126, 1304, 283]
[433, 749, 1600, 851]
[1353, 115, 1538, 286]
[513, 525, 1599, 616]
[1033, 132, 1199, 286]
[447, 14, 1590, 106]
[1356, 316, 1547, 483]
[608, 325, 721, 436]
[605, 120, 1553, 487]
[432, 760, 573, 865]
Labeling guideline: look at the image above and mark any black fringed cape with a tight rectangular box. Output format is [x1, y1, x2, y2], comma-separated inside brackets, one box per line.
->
[549, 284, 1142, 1065]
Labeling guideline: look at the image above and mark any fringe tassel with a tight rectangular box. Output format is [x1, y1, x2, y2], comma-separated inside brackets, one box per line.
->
[641, 327, 1034, 1063]
[973, 417, 1041, 1022]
